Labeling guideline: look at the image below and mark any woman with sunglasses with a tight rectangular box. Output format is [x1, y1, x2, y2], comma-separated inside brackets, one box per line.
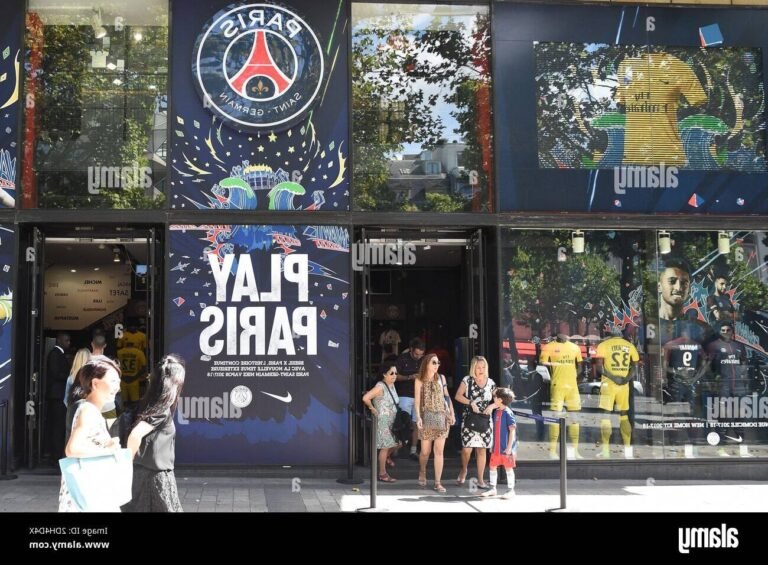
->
[362, 364, 401, 482]
[414, 353, 455, 493]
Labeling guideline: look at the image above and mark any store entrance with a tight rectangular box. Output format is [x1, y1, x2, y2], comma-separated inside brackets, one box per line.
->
[355, 228, 487, 463]
[14, 225, 163, 468]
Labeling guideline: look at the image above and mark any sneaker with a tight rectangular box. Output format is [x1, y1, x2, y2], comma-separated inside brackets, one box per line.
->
[623, 446, 634, 459]
[409, 451, 419, 461]
[717, 448, 731, 457]
[567, 447, 584, 460]
[479, 488, 497, 498]
[501, 489, 516, 500]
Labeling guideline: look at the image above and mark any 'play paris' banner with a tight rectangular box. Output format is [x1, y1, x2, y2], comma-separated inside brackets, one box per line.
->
[167, 224, 350, 465]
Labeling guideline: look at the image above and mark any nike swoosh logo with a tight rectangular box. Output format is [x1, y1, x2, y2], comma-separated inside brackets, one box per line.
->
[261, 391, 292, 403]
[724, 435, 743, 443]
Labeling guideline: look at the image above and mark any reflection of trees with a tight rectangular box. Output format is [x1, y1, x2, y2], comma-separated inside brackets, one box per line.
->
[536, 43, 765, 168]
[352, 11, 492, 211]
[29, 23, 166, 208]
[504, 232, 629, 337]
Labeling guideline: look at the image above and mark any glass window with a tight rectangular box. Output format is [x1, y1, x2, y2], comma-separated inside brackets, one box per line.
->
[501, 228, 768, 460]
[352, 3, 492, 212]
[500, 229, 656, 461]
[651, 230, 768, 459]
[24, 1, 168, 208]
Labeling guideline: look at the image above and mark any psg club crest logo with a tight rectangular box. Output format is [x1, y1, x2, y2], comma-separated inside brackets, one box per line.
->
[194, 4, 324, 131]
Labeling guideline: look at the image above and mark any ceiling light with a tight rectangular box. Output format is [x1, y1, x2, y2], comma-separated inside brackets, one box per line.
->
[113, 248, 121, 263]
[658, 231, 671, 255]
[70, 269, 77, 273]
[718, 231, 730, 255]
[571, 230, 585, 254]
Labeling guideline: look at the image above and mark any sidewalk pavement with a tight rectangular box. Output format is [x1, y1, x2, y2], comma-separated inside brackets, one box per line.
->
[2, 473, 768, 512]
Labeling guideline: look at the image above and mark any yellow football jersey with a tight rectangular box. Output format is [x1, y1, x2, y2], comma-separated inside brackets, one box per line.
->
[617, 53, 706, 166]
[118, 347, 147, 378]
[539, 340, 582, 381]
[595, 337, 639, 379]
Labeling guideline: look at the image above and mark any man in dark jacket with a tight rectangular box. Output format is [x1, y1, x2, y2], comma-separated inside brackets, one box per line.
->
[46, 332, 70, 460]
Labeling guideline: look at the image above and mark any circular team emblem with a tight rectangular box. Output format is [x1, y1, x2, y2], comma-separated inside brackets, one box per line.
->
[194, 4, 324, 130]
[230, 385, 253, 409]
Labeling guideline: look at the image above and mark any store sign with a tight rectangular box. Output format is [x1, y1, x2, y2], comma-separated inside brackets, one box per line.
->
[167, 224, 350, 465]
[43, 264, 131, 330]
[0, 226, 13, 403]
[194, 4, 324, 130]
[171, 0, 349, 211]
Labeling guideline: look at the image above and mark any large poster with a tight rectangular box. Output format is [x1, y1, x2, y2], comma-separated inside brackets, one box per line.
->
[0, 0, 22, 208]
[495, 3, 768, 213]
[0, 226, 14, 403]
[167, 224, 350, 464]
[170, 1, 349, 211]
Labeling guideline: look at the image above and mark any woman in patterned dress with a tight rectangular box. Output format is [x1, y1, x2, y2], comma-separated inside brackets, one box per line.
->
[414, 353, 455, 493]
[58, 356, 123, 512]
[362, 364, 400, 482]
[454, 356, 495, 488]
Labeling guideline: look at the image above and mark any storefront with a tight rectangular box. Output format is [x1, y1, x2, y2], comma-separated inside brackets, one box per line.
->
[1, 0, 767, 471]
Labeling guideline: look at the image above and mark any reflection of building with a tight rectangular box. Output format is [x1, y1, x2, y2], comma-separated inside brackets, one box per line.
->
[387, 140, 472, 203]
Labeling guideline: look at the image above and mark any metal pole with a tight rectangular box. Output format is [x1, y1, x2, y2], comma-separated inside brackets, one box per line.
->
[337, 403, 363, 485]
[370, 414, 377, 508]
[0, 400, 17, 480]
[559, 416, 567, 510]
[357, 412, 386, 512]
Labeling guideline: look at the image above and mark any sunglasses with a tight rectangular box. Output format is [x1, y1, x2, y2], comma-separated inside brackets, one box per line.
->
[386, 370, 398, 376]
[721, 328, 733, 332]
[431, 360, 440, 366]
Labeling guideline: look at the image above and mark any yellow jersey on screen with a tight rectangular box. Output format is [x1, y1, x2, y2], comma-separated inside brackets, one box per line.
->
[617, 53, 706, 166]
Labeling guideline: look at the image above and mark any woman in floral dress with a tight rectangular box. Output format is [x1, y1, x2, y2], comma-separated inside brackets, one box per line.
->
[363, 364, 400, 482]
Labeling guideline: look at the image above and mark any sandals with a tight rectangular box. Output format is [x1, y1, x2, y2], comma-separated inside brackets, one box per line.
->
[456, 472, 467, 486]
[378, 474, 397, 483]
[433, 483, 447, 493]
[417, 475, 427, 488]
[386, 457, 396, 468]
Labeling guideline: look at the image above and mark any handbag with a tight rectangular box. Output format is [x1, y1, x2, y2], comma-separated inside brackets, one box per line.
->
[463, 377, 490, 433]
[59, 448, 133, 512]
[385, 385, 411, 443]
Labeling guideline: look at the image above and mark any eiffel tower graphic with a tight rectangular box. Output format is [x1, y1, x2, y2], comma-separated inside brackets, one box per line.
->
[229, 30, 292, 98]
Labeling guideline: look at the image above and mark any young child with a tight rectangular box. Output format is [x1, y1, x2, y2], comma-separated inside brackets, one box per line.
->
[481, 387, 517, 499]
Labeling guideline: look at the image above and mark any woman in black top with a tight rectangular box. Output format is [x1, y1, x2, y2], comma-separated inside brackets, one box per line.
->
[125, 355, 186, 512]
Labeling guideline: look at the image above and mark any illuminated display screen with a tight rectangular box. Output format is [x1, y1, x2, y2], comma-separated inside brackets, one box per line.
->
[535, 43, 766, 172]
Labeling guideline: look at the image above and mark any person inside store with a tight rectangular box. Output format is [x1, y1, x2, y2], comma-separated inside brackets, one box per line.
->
[117, 339, 147, 409]
[454, 355, 495, 488]
[539, 333, 583, 459]
[594, 327, 640, 459]
[362, 363, 401, 483]
[395, 337, 425, 460]
[414, 353, 455, 493]
[46, 332, 71, 462]
[125, 354, 186, 512]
